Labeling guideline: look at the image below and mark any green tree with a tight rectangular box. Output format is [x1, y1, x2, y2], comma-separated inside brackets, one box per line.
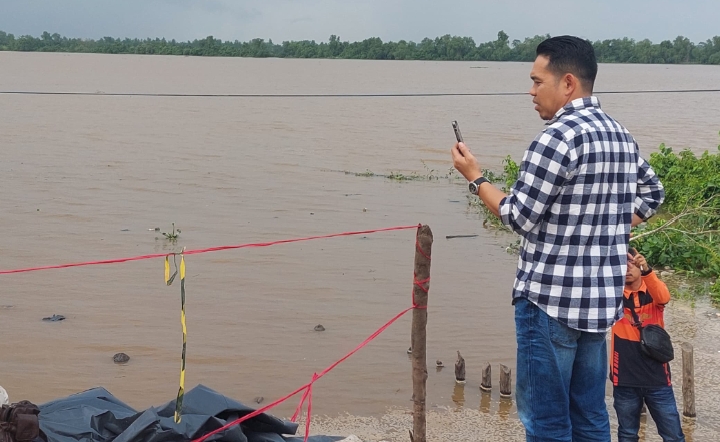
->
[1, 29, 719, 64]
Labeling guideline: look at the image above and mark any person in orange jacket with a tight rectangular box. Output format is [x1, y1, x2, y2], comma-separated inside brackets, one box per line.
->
[610, 249, 685, 441]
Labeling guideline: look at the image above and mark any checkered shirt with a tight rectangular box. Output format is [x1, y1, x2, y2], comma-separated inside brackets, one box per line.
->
[499, 96, 665, 333]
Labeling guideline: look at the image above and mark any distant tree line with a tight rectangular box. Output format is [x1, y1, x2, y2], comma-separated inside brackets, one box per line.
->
[1, 30, 720, 64]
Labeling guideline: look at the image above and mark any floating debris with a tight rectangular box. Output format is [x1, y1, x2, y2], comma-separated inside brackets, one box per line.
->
[42, 314, 66, 322]
[113, 353, 130, 364]
[253, 396, 264, 404]
[314, 324, 325, 332]
[445, 235, 479, 240]
[436, 360, 444, 368]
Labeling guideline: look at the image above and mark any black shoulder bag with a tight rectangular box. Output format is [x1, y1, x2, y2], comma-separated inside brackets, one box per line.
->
[628, 293, 674, 363]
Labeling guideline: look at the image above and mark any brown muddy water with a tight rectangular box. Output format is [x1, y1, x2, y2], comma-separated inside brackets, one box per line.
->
[1, 52, 719, 436]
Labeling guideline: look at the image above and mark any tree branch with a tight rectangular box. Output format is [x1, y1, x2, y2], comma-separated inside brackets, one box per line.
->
[630, 194, 719, 243]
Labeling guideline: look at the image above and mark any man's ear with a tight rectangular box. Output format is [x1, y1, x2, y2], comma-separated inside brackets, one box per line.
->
[563, 73, 578, 96]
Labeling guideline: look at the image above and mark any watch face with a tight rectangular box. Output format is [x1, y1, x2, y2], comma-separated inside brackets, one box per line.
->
[469, 183, 478, 194]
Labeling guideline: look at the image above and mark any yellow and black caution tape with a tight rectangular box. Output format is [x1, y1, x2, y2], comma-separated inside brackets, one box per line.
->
[165, 254, 187, 423]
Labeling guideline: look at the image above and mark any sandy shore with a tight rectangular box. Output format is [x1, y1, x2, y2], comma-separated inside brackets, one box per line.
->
[310, 406, 525, 441]
[307, 296, 720, 442]
[308, 400, 719, 441]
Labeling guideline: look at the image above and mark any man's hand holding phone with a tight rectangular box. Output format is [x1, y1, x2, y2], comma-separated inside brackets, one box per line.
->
[450, 121, 483, 182]
[450, 120, 507, 218]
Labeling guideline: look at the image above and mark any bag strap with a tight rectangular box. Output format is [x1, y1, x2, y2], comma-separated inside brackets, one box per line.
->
[627, 293, 643, 329]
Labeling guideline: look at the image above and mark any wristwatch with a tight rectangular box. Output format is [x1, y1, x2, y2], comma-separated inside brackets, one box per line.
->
[468, 177, 490, 195]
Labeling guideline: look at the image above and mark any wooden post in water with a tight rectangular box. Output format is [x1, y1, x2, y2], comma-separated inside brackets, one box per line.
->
[499, 364, 512, 398]
[480, 362, 492, 392]
[410, 225, 433, 442]
[681, 342, 696, 418]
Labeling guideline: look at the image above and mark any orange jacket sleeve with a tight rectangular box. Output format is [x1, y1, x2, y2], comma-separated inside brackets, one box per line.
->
[642, 271, 671, 305]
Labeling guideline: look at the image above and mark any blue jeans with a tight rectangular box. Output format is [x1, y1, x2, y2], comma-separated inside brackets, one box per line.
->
[613, 386, 685, 442]
[515, 298, 610, 442]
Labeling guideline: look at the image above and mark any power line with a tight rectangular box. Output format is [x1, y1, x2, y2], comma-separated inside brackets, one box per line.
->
[0, 89, 719, 98]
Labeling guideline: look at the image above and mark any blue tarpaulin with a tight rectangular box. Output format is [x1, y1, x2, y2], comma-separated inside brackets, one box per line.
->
[38, 384, 342, 442]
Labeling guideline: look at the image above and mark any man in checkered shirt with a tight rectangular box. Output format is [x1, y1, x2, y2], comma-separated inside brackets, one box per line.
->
[452, 36, 664, 442]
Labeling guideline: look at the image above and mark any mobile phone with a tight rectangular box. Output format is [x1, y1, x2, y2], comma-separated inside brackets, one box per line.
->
[451, 121, 464, 143]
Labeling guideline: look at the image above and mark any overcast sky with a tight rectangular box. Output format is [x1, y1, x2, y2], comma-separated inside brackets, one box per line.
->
[0, 0, 717, 44]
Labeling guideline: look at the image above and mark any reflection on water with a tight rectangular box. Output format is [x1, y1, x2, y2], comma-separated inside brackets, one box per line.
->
[476, 386, 515, 420]
[480, 391, 492, 414]
[498, 397, 513, 420]
[682, 416, 697, 442]
[452, 382, 465, 409]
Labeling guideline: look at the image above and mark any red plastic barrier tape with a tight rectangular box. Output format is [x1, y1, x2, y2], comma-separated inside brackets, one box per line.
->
[191, 306, 416, 442]
[191, 230, 431, 442]
[0, 225, 419, 275]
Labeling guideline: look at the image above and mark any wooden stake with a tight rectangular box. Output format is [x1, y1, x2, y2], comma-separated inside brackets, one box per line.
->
[480, 362, 492, 391]
[682, 342, 696, 418]
[499, 364, 512, 398]
[410, 225, 433, 442]
[455, 351, 466, 384]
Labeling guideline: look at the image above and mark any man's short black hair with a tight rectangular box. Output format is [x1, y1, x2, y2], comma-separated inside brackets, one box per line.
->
[536, 36, 598, 92]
